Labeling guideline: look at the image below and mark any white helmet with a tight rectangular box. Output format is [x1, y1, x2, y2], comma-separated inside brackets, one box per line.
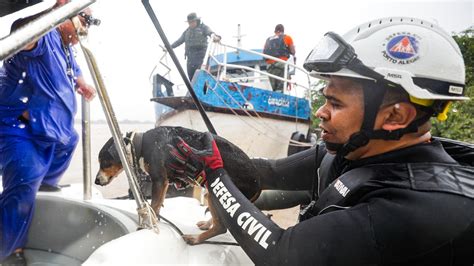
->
[304, 17, 468, 102]
[303, 17, 469, 156]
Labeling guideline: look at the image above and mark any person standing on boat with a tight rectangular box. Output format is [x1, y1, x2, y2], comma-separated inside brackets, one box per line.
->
[0, 6, 98, 265]
[171, 12, 221, 80]
[263, 24, 295, 93]
[167, 17, 474, 265]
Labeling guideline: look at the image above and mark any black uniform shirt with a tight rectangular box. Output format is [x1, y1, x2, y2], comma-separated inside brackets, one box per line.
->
[207, 140, 474, 265]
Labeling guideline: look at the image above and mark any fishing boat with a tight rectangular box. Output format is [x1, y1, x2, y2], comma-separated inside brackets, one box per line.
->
[151, 27, 316, 159]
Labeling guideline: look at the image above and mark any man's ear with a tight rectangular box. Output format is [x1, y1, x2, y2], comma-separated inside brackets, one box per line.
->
[380, 102, 417, 131]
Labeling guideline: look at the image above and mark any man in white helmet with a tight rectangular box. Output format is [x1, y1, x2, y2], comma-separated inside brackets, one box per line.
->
[166, 17, 474, 265]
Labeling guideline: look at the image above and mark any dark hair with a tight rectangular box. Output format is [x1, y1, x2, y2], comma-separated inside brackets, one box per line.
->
[274, 24, 284, 33]
[10, 9, 50, 33]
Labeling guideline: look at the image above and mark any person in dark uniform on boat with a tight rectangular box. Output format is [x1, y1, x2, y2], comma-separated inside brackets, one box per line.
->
[0, 4, 98, 265]
[171, 12, 221, 80]
[263, 24, 295, 92]
[166, 17, 474, 265]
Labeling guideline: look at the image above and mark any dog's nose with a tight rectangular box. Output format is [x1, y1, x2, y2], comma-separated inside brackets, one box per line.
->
[95, 172, 103, 185]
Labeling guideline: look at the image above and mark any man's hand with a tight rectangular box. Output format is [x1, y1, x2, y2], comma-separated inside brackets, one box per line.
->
[167, 132, 223, 187]
[75, 76, 96, 101]
[212, 34, 222, 43]
[76, 84, 96, 101]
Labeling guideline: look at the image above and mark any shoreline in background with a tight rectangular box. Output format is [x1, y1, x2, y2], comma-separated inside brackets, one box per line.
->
[74, 119, 155, 124]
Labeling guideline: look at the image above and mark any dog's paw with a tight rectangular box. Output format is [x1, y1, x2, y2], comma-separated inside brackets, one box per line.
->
[182, 234, 201, 245]
[196, 220, 212, 230]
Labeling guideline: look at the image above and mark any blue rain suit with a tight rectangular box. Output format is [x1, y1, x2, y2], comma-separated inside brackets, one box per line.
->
[0, 29, 80, 260]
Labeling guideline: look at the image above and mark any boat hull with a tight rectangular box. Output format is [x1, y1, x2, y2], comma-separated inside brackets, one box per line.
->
[156, 109, 309, 159]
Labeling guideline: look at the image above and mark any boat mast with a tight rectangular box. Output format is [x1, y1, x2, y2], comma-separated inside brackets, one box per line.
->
[233, 24, 246, 57]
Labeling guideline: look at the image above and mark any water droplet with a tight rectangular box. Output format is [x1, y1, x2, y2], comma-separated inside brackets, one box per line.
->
[18, 123, 25, 129]
[100, 231, 103, 235]
[22, 72, 26, 78]
[92, 246, 96, 250]
[19, 97, 28, 103]
[48, 248, 52, 253]
[86, 233, 90, 238]
[98, 221, 102, 226]
[18, 79, 24, 84]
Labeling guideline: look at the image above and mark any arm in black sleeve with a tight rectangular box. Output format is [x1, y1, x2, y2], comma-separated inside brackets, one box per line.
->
[206, 168, 380, 265]
[201, 23, 214, 37]
[171, 31, 185, 48]
[252, 145, 326, 190]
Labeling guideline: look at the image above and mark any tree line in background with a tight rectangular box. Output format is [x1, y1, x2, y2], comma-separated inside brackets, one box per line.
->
[310, 28, 474, 143]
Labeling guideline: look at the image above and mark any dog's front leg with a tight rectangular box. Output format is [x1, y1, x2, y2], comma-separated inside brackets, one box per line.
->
[182, 193, 227, 245]
[150, 178, 169, 219]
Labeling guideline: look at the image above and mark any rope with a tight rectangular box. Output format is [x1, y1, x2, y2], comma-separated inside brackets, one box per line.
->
[204, 71, 313, 147]
[158, 214, 239, 246]
[124, 132, 236, 244]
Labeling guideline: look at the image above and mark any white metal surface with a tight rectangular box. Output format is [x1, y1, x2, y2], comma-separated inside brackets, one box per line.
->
[83, 197, 253, 265]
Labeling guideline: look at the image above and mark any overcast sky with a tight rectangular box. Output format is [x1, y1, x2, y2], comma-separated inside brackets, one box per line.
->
[2, 0, 473, 122]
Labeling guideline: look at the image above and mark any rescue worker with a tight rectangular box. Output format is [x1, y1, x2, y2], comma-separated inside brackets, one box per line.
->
[263, 24, 296, 92]
[0, 6, 98, 265]
[167, 17, 474, 265]
[171, 12, 221, 80]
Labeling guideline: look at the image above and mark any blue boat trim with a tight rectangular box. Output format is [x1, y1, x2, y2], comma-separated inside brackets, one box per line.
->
[208, 49, 265, 69]
[191, 70, 311, 120]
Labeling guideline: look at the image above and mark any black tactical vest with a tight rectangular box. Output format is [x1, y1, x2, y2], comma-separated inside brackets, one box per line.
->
[263, 35, 290, 58]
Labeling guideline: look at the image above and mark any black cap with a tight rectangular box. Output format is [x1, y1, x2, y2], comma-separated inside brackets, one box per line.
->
[186, 12, 200, 22]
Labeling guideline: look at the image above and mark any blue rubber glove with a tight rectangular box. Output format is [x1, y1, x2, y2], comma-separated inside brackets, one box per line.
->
[167, 132, 224, 187]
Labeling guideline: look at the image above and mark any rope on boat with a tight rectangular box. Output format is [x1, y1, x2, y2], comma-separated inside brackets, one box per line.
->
[158, 214, 239, 246]
[204, 70, 313, 148]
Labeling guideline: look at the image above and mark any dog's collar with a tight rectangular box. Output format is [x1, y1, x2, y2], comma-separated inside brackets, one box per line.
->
[125, 131, 148, 177]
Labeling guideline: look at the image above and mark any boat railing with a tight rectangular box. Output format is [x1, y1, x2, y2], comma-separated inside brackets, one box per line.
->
[204, 41, 313, 96]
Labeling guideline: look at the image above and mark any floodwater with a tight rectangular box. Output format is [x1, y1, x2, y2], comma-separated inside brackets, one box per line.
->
[60, 122, 155, 198]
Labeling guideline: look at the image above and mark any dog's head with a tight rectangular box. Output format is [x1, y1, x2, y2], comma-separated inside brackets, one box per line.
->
[95, 136, 126, 186]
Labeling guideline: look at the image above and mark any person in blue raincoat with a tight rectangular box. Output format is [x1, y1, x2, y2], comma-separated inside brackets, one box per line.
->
[0, 6, 97, 265]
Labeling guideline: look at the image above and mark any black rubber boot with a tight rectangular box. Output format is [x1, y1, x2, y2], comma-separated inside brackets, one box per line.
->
[39, 183, 62, 192]
[1, 250, 26, 266]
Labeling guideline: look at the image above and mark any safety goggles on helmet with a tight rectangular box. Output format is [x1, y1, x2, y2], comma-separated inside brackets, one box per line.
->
[303, 32, 384, 82]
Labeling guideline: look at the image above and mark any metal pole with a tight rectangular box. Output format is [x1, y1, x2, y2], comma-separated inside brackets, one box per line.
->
[80, 44, 145, 209]
[0, 0, 96, 60]
[80, 43, 159, 230]
[141, 0, 217, 135]
[82, 98, 92, 200]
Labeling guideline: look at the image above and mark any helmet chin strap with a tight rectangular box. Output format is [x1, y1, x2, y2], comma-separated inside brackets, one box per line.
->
[328, 81, 433, 159]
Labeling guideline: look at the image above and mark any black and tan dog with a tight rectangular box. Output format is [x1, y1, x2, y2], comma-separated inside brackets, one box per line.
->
[95, 126, 261, 244]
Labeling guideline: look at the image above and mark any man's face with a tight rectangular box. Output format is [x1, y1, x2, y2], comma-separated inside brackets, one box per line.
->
[188, 20, 198, 29]
[315, 76, 364, 154]
[60, 10, 91, 45]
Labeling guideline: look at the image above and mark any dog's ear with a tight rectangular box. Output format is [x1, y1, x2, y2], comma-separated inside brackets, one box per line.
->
[101, 137, 121, 163]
